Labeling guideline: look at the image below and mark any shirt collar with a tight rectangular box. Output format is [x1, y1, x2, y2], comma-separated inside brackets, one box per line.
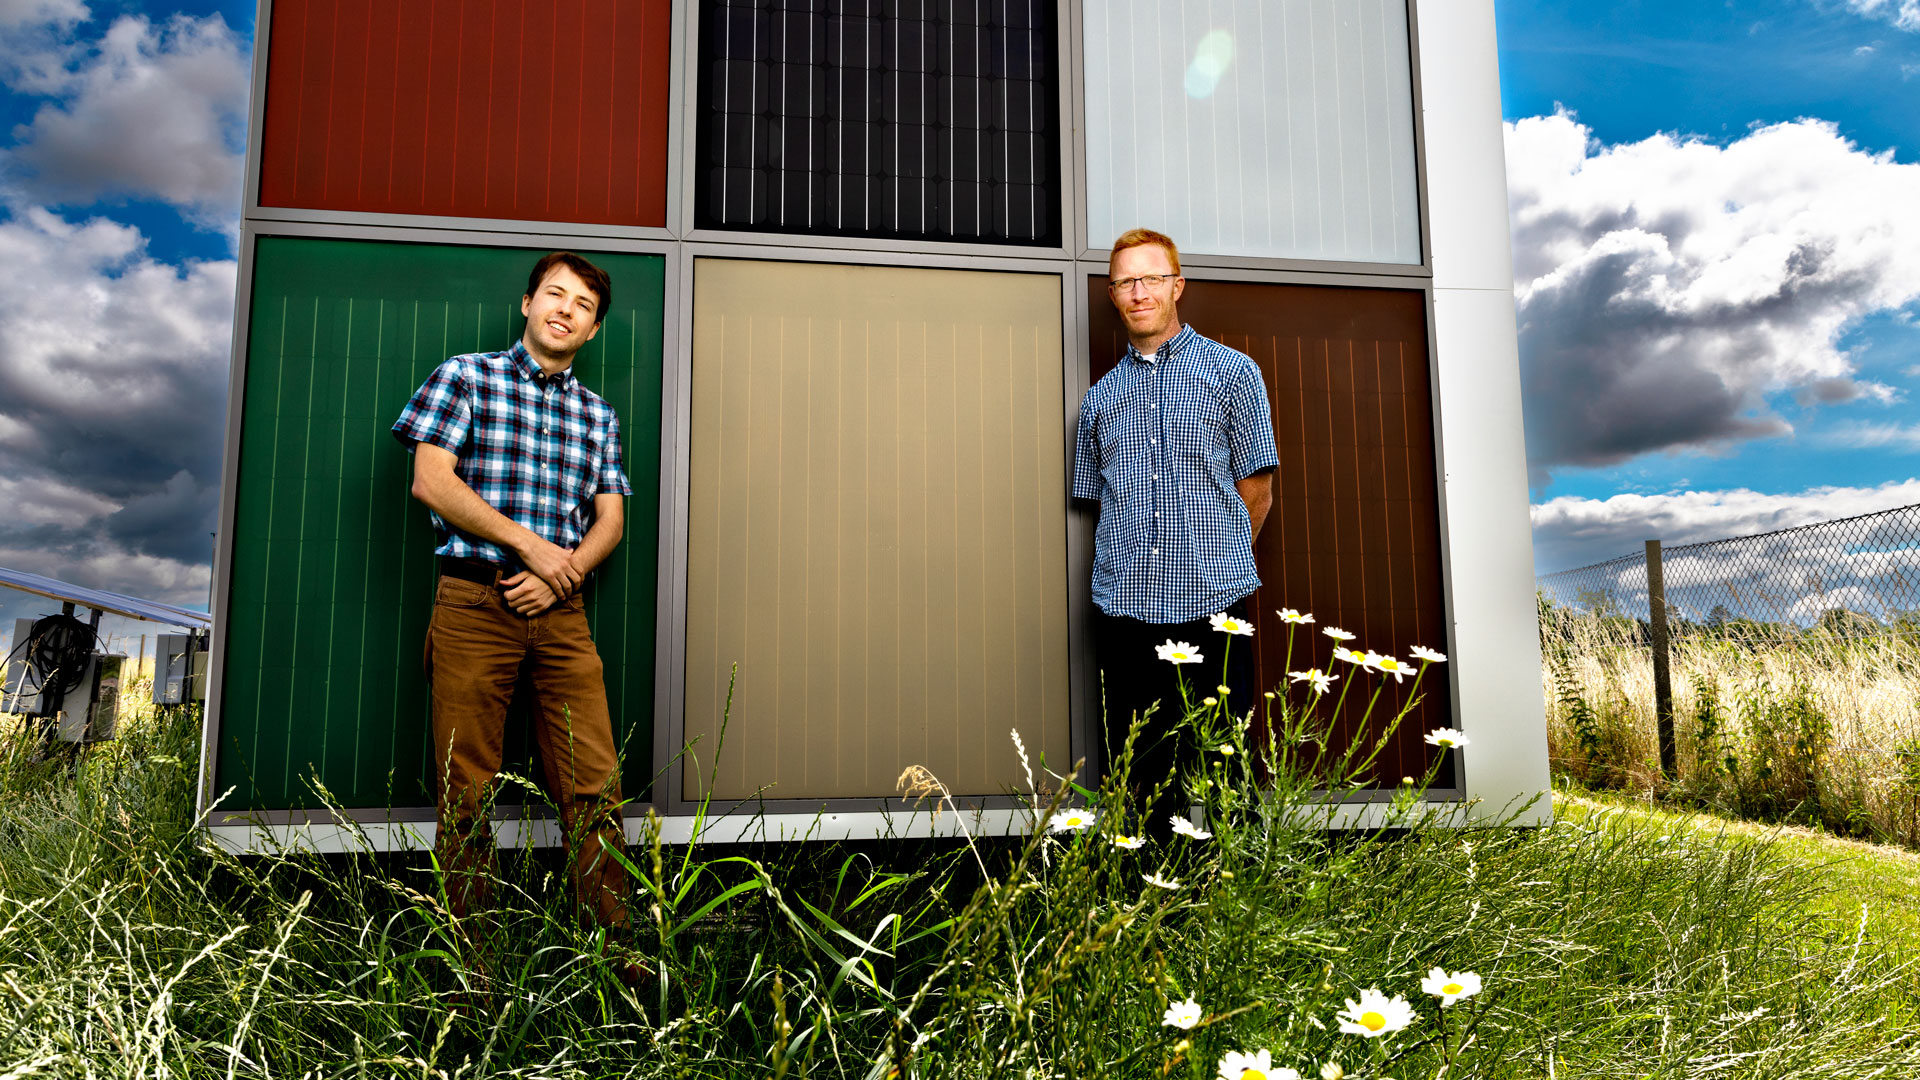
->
[509, 340, 573, 390]
[1125, 324, 1197, 365]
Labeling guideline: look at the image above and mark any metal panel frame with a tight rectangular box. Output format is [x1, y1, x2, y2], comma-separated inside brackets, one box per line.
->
[674, 0, 1078, 259]
[204, 0, 1506, 838]
[1068, 0, 1434, 276]
[244, 0, 687, 237]
[662, 244, 1085, 818]
[198, 217, 681, 826]
[1074, 262, 1464, 802]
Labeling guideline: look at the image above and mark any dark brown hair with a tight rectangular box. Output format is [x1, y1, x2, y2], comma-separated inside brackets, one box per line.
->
[525, 252, 613, 325]
[1109, 228, 1182, 274]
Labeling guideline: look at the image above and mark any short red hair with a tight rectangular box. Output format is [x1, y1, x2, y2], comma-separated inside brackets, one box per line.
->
[1109, 228, 1181, 274]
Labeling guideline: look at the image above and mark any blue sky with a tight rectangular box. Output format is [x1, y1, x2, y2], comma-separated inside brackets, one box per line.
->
[1497, 0, 1920, 568]
[0, 0, 1914, 645]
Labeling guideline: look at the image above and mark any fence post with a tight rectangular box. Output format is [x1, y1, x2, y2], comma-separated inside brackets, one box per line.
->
[1646, 539, 1677, 780]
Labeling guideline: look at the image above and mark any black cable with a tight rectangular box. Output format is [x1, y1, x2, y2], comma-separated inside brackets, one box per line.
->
[24, 614, 97, 701]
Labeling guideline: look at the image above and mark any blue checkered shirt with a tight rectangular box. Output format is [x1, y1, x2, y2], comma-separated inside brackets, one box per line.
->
[1073, 325, 1278, 623]
[391, 341, 632, 569]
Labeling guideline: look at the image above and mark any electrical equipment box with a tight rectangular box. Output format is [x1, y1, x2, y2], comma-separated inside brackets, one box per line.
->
[57, 653, 123, 743]
[3, 617, 46, 715]
[155, 632, 208, 705]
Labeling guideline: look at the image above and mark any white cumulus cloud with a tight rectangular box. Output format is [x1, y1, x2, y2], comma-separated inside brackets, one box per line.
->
[1531, 479, 1920, 573]
[1838, 0, 1920, 32]
[0, 203, 232, 608]
[1507, 111, 1920, 482]
[6, 12, 248, 229]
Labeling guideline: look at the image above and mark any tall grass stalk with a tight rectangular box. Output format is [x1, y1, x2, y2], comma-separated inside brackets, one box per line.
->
[0, 625, 1916, 1076]
[1541, 603, 1920, 842]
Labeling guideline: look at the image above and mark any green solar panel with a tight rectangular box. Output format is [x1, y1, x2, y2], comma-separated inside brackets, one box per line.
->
[218, 236, 664, 813]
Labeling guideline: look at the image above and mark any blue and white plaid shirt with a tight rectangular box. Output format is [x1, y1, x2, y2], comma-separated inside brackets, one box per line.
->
[1073, 324, 1278, 623]
[391, 341, 632, 569]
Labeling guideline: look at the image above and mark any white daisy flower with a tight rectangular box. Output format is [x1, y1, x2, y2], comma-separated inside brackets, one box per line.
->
[1209, 612, 1255, 636]
[1322, 627, 1356, 642]
[1335, 988, 1416, 1037]
[1217, 1049, 1298, 1080]
[1289, 669, 1337, 694]
[1332, 647, 1368, 666]
[1169, 816, 1213, 840]
[1111, 834, 1146, 850]
[1047, 809, 1096, 832]
[1409, 645, 1447, 664]
[1319, 1064, 1345, 1080]
[1162, 997, 1203, 1030]
[1143, 872, 1181, 890]
[1372, 655, 1415, 682]
[1277, 608, 1315, 625]
[1420, 967, 1482, 1007]
[1216, 744, 1235, 757]
[1156, 639, 1205, 665]
[1424, 728, 1470, 749]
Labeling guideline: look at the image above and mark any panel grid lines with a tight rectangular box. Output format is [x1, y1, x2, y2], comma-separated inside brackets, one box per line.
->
[1083, 0, 1419, 264]
[696, 0, 1059, 245]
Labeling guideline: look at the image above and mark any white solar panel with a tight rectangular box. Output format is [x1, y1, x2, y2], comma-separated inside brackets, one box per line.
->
[0, 566, 211, 629]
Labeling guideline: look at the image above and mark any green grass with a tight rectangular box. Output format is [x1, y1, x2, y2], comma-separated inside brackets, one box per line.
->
[1557, 786, 1920, 962]
[2, 673, 1919, 1077]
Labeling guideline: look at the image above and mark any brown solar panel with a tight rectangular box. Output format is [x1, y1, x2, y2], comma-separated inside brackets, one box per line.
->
[1087, 278, 1451, 787]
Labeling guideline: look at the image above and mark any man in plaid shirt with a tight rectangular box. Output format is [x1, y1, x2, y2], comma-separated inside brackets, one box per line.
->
[392, 252, 639, 975]
[1073, 228, 1277, 834]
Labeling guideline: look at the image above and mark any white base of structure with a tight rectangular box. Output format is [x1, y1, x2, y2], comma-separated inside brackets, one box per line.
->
[201, 799, 1512, 855]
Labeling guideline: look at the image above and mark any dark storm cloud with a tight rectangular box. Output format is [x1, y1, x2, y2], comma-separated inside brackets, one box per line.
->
[0, 211, 233, 609]
[1506, 113, 1920, 485]
[0, 5, 246, 614]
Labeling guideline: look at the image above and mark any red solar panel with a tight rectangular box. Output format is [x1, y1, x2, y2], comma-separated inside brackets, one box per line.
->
[258, 0, 672, 227]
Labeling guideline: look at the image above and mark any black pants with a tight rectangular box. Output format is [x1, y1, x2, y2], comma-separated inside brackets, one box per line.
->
[1093, 597, 1254, 835]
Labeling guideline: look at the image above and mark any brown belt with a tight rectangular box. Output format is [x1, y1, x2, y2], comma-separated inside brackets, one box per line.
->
[439, 556, 510, 587]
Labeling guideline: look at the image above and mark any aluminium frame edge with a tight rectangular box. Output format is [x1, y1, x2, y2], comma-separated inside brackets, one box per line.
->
[197, 226, 262, 825]
[241, 0, 273, 217]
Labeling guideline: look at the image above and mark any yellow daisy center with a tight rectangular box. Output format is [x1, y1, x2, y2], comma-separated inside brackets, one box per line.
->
[1361, 1011, 1387, 1031]
[1443, 982, 1464, 995]
[1241, 1071, 1266, 1080]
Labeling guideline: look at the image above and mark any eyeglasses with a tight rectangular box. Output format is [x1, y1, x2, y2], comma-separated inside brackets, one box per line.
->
[1108, 274, 1176, 295]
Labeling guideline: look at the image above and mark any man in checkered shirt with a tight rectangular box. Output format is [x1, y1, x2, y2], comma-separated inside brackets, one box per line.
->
[1073, 228, 1277, 834]
[392, 252, 640, 975]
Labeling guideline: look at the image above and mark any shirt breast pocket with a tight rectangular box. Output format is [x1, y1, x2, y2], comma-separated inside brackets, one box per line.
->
[1172, 393, 1230, 463]
[567, 434, 605, 497]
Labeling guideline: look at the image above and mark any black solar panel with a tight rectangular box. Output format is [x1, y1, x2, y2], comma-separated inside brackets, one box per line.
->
[697, 0, 1060, 245]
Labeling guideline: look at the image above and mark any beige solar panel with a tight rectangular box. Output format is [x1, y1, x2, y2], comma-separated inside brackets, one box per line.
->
[686, 259, 1071, 802]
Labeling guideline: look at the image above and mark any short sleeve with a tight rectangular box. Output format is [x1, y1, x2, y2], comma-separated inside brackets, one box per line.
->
[595, 411, 634, 496]
[1226, 356, 1278, 481]
[391, 358, 473, 454]
[1072, 391, 1104, 502]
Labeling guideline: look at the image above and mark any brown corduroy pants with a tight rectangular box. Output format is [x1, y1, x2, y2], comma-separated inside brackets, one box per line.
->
[423, 573, 631, 930]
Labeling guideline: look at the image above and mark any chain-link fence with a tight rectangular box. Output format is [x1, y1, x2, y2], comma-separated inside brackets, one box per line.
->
[1537, 503, 1920, 642]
